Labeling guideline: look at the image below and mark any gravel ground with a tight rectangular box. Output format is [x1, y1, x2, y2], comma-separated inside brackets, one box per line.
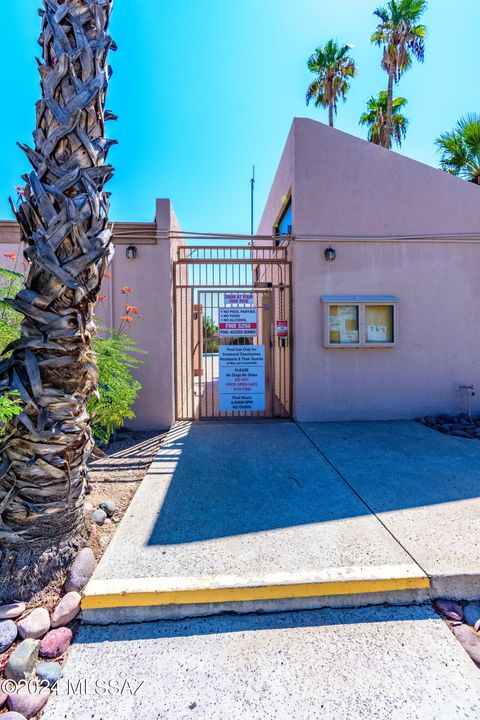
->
[86, 430, 166, 561]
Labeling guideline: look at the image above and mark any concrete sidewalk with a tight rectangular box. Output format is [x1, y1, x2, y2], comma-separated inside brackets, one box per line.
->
[43, 605, 480, 720]
[82, 421, 430, 621]
[300, 421, 480, 597]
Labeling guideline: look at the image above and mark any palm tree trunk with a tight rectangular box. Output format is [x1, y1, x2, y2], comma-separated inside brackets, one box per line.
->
[328, 104, 334, 127]
[0, 0, 116, 601]
[385, 73, 394, 149]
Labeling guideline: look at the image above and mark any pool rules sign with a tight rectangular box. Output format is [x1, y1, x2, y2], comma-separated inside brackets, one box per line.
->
[219, 345, 265, 412]
[218, 307, 257, 337]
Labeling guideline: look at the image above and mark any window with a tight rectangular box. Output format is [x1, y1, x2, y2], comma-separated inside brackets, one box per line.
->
[274, 196, 292, 238]
[322, 296, 398, 348]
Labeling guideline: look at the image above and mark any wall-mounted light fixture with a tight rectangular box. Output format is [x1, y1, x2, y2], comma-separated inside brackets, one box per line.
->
[324, 246, 336, 261]
[126, 245, 137, 259]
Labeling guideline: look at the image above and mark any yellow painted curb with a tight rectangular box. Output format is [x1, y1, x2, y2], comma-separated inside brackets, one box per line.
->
[82, 575, 431, 610]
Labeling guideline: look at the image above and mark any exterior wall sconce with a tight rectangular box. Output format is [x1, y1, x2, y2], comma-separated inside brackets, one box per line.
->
[324, 247, 336, 261]
[126, 245, 137, 259]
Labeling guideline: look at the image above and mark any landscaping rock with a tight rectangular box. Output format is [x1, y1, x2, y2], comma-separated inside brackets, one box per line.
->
[463, 604, 480, 631]
[0, 603, 26, 620]
[2, 713, 29, 720]
[36, 662, 62, 688]
[99, 535, 110, 547]
[84, 501, 94, 515]
[452, 624, 480, 665]
[0, 620, 18, 652]
[17, 607, 50, 640]
[7, 688, 50, 719]
[5, 639, 40, 681]
[51, 592, 81, 628]
[0, 689, 7, 707]
[65, 547, 96, 593]
[433, 599, 463, 621]
[99, 499, 116, 517]
[91, 509, 107, 525]
[39, 627, 73, 658]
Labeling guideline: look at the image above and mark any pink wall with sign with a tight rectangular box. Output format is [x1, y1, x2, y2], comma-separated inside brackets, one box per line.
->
[258, 118, 480, 421]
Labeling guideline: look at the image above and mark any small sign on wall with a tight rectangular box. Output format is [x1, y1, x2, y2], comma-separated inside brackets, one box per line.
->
[219, 345, 265, 412]
[218, 307, 258, 337]
[276, 320, 289, 337]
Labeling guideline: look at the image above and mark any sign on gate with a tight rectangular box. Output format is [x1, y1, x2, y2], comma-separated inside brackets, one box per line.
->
[219, 345, 265, 412]
[224, 292, 254, 305]
[276, 320, 289, 337]
[218, 307, 257, 337]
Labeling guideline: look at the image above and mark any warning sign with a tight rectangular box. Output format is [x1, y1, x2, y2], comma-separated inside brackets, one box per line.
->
[276, 320, 289, 337]
[224, 292, 254, 306]
[218, 307, 257, 337]
[219, 345, 265, 412]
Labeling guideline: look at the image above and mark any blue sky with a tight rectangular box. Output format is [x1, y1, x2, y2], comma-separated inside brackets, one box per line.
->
[1, 0, 479, 234]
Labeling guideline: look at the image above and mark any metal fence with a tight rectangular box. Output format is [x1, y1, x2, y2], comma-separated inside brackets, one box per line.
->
[173, 244, 292, 420]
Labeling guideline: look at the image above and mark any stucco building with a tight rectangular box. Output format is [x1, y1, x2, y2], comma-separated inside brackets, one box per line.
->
[1, 117, 479, 427]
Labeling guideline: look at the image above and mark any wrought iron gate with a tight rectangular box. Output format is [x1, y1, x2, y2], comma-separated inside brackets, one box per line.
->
[173, 244, 292, 420]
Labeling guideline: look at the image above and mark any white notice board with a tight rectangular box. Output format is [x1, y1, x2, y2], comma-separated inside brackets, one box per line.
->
[218, 307, 258, 337]
[219, 345, 265, 412]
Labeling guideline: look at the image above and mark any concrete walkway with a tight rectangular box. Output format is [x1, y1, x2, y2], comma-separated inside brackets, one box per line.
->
[82, 421, 439, 620]
[43, 605, 480, 720]
[301, 420, 480, 597]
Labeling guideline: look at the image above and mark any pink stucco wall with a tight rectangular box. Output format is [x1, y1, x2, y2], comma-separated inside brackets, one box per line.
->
[259, 118, 480, 421]
[0, 198, 179, 430]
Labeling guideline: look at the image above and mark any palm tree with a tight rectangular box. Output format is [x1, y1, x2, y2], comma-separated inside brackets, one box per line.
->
[306, 40, 357, 127]
[0, 1, 116, 599]
[359, 91, 409, 148]
[371, 0, 427, 148]
[435, 114, 480, 184]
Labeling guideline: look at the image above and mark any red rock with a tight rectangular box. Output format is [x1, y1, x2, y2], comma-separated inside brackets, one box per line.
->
[51, 592, 81, 628]
[433, 599, 463, 621]
[17, 608, 50, 640]
[39, 627, 73, 658]
[7, 688, 50, 719]
[453, 624, 480, 665]
[65, 548, 96, 593]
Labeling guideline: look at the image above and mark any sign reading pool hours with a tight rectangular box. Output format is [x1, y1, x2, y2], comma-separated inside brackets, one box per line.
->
[218, 307, 257, 337]
[219, 345, 265, 412]
[224, 292, 254, 306]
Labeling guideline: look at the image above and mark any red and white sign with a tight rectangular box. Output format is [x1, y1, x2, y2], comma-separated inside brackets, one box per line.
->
[276, 320, 289, 337]
[218, 308, 257, 337]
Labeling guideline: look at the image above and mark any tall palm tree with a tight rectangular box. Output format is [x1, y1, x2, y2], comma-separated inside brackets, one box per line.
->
[371, 0, 427, 148]
[0, 0, 116, 599]
[435, 114, 480, 184]
[306, 40, 357, 127]
[359, 91, 409, 148]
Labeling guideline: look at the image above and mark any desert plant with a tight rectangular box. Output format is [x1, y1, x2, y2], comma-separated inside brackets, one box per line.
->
[306, 40, 357, 127]
[0, 0, 116, 599]
[371, 0, 427, 148]
[88, 330, 144, 444]
[359, 91, 409, 147]
[435, 114, 480, 184]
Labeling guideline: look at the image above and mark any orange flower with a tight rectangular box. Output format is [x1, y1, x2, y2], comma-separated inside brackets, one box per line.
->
[98, 295, 107, 302]
[125, 305, 139, 314]
[120, 315, 133, 323]
[121, 286, 132, 294]
[22, 261, 29, 267]
[104, 271, 112, 279]
[4, 253, 17, 261]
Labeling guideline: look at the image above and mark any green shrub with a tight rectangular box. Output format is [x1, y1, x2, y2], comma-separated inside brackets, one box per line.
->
[0, 262, 145, 445]
[0, 267, 23, 353]
[88, 329, 146, 444]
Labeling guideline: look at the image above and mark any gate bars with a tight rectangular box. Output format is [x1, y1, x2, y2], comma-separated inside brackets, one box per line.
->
[173, 244, 292, 420]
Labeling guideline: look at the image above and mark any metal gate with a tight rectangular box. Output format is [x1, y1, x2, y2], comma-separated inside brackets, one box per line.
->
[174, 244, 292, 420]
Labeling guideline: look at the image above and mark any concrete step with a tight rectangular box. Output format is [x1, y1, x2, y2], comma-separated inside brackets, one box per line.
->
[81, 566, 431, 623]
